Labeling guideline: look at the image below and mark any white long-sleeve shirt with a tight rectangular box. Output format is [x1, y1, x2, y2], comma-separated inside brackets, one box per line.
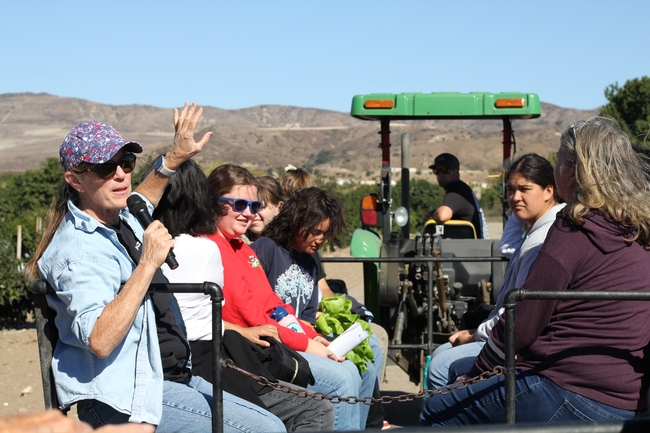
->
[475, 203, 566, 342]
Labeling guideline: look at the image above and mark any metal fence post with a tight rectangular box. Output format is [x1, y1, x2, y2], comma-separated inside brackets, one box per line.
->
[32, 281, 224, 433]
[503, 289, 650, 424]
[504, 289, 522, 423]
[205, 282, 224, 433]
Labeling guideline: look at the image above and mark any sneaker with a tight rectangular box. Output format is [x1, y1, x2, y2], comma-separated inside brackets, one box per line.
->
[382, 421, 391, 430]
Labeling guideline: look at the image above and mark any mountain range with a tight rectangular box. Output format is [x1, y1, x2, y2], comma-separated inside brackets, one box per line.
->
[0, 92, 598, 182]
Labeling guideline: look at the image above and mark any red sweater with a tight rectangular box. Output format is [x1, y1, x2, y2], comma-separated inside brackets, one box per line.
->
[207, 233, 318, 352]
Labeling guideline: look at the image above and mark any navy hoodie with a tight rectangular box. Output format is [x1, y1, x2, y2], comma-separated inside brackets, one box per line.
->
[470, 211, 650, 411]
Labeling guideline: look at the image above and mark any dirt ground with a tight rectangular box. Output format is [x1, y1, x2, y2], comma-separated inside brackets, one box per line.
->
[0, 328, 43, 416]
[0, 222, 502, 428]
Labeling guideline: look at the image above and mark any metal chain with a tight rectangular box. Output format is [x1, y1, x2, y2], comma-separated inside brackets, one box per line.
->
[222, 359, 504, 405]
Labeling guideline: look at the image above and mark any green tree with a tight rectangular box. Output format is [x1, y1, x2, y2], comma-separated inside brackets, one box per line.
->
[326, 178, 446, 242]
[0, 158, 64, 327]
[315, 150, 332, 165]
[317, 181, 377, 247]
[392, 178, 445, 232]
[479, 168, 504, 217]
[600, 76, 650, 145]
[0, 158, 64, 261]
[0, 241, 30, 328]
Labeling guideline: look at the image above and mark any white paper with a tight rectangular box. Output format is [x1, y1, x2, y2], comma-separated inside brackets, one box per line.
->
[328, 322, 369, 357]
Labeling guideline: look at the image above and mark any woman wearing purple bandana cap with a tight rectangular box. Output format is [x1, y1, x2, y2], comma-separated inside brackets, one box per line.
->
[26, 104, 287, 433]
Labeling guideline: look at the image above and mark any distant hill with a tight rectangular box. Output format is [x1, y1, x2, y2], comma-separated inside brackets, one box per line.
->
[0, 93, 598, 182]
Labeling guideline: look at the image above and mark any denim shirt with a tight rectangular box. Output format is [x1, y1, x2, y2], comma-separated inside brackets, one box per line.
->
[37, 194, 164, 424]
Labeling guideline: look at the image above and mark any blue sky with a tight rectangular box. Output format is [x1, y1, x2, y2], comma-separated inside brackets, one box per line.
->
[1, 1, 648, 113]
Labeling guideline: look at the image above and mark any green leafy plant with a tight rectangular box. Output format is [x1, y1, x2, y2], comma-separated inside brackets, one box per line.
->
[315, 294, 374, 372]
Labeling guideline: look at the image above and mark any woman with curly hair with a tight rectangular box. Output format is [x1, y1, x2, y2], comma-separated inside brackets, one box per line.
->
[252, 187, 345, 323]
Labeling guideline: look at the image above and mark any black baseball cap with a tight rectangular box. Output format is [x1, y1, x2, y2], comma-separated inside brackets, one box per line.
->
[428, 153, 459, 170]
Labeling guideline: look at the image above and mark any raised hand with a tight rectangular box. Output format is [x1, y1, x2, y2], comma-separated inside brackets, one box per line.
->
[166, 102, 213, 169]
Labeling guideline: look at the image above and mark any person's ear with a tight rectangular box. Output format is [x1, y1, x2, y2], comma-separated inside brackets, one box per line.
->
[277, 201, 284, 212]
[567, 165, 577, 188]
[543, 185, 554, 202]
[64, 171, 85, 194]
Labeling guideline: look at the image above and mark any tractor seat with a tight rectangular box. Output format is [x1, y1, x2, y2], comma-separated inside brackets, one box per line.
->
[423, 219, 477, 239]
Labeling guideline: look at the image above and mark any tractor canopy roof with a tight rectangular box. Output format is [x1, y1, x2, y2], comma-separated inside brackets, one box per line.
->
[351, 92, 541, 121]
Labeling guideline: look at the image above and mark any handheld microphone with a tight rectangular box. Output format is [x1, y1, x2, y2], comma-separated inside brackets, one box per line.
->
[126, 195, 179, 270]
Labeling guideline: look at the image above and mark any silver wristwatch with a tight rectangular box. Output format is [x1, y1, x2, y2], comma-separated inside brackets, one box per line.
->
[155, 155, 176, 177]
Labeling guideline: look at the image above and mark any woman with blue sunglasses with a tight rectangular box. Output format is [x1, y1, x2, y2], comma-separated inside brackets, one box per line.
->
[219, 196, 264, 214]
[205, 164, 373, 431]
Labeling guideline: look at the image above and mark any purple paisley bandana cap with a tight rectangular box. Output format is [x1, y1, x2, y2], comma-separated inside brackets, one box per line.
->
[59, 121, 143, 171]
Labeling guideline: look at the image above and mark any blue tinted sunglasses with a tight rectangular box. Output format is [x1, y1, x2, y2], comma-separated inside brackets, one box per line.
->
[219, 197, 263, 214]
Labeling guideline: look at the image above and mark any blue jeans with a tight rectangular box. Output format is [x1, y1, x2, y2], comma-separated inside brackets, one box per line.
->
[78, 376, 285, 433]
[421, 370, 636, 425]
[301, 352, 376, 431]
[159, 376, 286, 433]
[368, 333, 384, 382]
[427, 341, 484, 390]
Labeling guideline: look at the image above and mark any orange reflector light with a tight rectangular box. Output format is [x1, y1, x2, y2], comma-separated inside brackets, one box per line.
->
[361, 194, 378, 210]
[364, 100, 394, 109]
[495, 98, 525, 108]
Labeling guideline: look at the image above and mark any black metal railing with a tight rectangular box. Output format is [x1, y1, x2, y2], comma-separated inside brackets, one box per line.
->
[503, 289, 650, 423]
[321, 257, 650, 425]
[32, 273, 650, 430]
[30, 281, 224, 433]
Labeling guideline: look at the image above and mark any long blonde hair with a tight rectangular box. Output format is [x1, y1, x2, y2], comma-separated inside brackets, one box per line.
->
[560, 116, 650, 247]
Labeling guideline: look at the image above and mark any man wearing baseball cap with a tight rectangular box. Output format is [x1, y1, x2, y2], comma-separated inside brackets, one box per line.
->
[424, 153, 488, 239]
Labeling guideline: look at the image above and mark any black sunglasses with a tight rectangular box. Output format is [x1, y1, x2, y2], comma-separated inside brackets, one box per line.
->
[86, 153, 137, 179]
[432, 167, 453, 175]
[219, 197, 263, 215]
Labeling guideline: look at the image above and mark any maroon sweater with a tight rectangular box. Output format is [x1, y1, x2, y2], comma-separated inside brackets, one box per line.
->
[469, 211, 650, 411]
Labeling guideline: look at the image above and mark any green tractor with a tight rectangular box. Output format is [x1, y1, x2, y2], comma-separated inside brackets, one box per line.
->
[348, 92, 541, 386]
